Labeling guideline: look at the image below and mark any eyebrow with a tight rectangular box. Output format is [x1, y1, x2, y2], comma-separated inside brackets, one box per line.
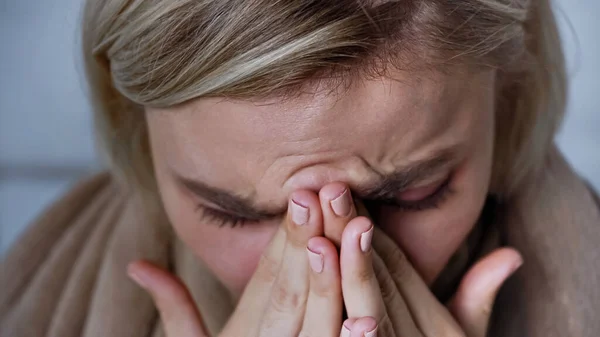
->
[357, 148, 459, 201]
[176, 147, 460, 219]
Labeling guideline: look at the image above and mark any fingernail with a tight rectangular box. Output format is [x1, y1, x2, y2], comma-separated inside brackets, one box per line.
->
[127, 268, 148, 289]
[290, 199, 309, 225]
[341, 324, 351, 337]
[360, 226, 374, 253]
[330, 188, 351, 217]
[364, 326, 378, 337]
[307, 248, 324, 273]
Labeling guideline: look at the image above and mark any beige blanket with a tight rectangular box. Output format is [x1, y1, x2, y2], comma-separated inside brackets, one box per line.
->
[1, 147, 599, 337]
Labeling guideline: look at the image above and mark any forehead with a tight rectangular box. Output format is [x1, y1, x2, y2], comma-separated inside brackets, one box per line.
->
[147, 69, 492, 200]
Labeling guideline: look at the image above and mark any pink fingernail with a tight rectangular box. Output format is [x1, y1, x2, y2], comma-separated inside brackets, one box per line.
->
[290, 199, 309, 226]
[330, 189, 351, 217]
[360, 226, 374, 253]
[341, 324, 351, 337]
[364, 326, 378, 337]
[306, 248, 324, 273]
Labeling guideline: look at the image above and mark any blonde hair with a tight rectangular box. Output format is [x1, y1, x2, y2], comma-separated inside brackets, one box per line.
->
[82, 0, 566, 198]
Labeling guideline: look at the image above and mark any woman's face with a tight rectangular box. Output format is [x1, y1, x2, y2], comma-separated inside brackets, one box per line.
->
[146, 68, 496, 295]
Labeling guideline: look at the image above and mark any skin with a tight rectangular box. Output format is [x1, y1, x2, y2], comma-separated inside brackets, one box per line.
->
[146, 67, 496, 296]
[127, 185, 522, 336]
[128, 66, 524, 336]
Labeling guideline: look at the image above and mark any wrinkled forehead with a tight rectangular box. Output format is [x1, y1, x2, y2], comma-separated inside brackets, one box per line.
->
[146, 68, 492, 194]
[148, 69, 470, 147]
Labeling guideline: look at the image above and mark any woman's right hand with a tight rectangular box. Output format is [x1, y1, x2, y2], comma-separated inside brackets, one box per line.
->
[127, 189, 347, 337]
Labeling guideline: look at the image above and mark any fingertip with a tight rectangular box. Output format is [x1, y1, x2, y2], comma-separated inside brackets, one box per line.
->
[127, 260, 188, 300]
[287, 190, 323, 232]
[289, 189, 320, 212]
[127, 260, 151, 289]
[504, 247, 524, 274]
[318, 182, 349, 203]
[450, 247, 524, 336]
[307, 236, 340, 275]
[128, 263, 207, 337]
[458, 247, 523, 296]
[341, 318, 355, 337]
[343, 317, 357, 328]
[319, 183, 356, 247]
[349, 317, 378, 337]
[340, 217, 373, 255]
[319, 182, 355, 217]
[307, 236, 337, 255]
[342, 217, 372, 240]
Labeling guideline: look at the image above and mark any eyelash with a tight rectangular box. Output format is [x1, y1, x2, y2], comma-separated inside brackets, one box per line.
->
[386, 177, 453, 211]
[196, 178, 454, 227]
[195, 205, 253, 228]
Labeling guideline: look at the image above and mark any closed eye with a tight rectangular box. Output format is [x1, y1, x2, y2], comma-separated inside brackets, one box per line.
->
[195, 205, 253, 227]
[367, 175, 454, 211]
[196, 175, 454, 228]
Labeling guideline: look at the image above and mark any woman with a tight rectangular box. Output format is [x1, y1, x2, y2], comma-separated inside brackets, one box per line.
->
[1, 0, 599, 336]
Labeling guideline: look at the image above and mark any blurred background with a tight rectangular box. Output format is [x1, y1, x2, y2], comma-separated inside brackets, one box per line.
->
[0, 0, 599, 254]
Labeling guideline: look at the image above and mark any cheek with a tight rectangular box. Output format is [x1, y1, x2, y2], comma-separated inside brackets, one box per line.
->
[155, 171, 277, 294]
[376, 139, 493, 284]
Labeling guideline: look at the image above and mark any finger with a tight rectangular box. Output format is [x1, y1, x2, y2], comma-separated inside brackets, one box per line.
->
[371, 249, 422, 336]
[354, 199, 420, 335]
[348, 316, 378, 337]
[319, 182, 357, 246]
[301, 237, 343, 337]
[260, 190, 324, 335]
[228, 191, 322, 335]
[340, 217, 385, 320]
[234, 224, 286, 308]
[127, 260, 207, 337]
[372, 228, 463, 335]
[340, 318, 356, 337]
[224, 220, 286, 335]
[449, 248, 523, 337]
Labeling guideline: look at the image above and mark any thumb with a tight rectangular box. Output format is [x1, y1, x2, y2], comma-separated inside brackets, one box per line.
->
[127, 260, 208, 337]
[448, 248, 523, 337]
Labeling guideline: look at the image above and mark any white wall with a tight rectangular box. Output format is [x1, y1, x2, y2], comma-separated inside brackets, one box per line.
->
[0, 0, 98, 253]
[555, 1, 600, 187]
[1, 0, 599, 254]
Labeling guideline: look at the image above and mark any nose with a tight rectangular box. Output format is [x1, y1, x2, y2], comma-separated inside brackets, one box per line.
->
[282, 158, 376, 195]
[284, 166, 350, 193]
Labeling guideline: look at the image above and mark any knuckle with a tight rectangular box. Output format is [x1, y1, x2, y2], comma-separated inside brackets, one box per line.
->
[356, 263, 376, 284]
[373, 263, 397, 304]
[269, 281, 303, 313]
[377, 272, 398, 304]
[310, 281, 338, 299]
[381, 246, 413, 282]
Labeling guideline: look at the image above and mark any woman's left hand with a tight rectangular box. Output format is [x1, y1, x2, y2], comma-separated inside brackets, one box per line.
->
[317, 183, 523, 337]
